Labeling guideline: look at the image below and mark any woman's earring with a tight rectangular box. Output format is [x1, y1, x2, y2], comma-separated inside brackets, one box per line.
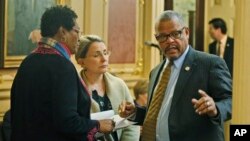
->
[61, 37, 67, 43]
[83, 67, 87, 71]
[82, 65, 87, 71]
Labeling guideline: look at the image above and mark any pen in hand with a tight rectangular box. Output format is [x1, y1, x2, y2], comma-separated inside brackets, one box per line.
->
[118, 100, 135, 118]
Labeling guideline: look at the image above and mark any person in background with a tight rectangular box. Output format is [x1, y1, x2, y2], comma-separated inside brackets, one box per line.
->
[11, 6, 114, 141]
[133, 80, 148, 107]
[119, 10, 232, 141]
[28, 29, 42, 43]
[208, 18, 234, 77]
[75, 35, 140, 141]
[133, 80, 149, 141]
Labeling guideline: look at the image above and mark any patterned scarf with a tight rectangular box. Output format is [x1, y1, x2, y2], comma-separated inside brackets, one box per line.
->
[34, 37, 71, 61]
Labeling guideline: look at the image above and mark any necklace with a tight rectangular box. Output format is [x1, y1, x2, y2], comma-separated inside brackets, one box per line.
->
[92, 90, 112, 111]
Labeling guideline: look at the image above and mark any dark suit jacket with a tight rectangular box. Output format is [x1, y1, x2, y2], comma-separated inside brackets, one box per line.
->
[11, 47, 99, 141]
[209, 36, 234, 77]
[135, 47, 232, 141]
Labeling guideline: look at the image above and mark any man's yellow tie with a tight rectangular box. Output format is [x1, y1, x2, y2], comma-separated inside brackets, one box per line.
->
[142, 62, 172, 141]
[217, 41, 224, 58]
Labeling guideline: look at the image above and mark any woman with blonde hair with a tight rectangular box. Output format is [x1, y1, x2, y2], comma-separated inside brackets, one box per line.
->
[75, 35, 140, 141]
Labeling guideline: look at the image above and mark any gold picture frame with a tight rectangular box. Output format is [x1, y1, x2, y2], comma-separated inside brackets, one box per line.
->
[0, 0, 69, 68]
[83, 0, 145, 77]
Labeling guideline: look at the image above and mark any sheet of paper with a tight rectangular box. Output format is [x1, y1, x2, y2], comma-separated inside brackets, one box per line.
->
[91, 110, 137, 131]
[91, 110, 115, 120]
[112, 114, 137, 130]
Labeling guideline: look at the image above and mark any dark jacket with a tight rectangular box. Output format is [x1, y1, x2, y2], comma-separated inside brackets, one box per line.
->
[209, 36, 234, 77]
[2, 110, 11, 141]
[11, 46, 99, 141]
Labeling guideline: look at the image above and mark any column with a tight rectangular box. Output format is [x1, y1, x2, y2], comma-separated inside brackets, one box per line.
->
[232, 0, 250, 123]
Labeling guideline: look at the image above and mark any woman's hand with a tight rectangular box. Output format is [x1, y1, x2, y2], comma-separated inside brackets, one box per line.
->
[98, 119, 115, 134]
[118, 101, 136, 118]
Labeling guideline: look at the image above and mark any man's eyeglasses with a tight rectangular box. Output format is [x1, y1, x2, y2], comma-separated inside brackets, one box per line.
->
[155, 27, 186, 43]
[89, 50, 111, 58]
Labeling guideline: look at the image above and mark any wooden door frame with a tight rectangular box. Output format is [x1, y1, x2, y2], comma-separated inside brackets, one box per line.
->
[164, 0, 204, 51]
[0, 0, 5, 68]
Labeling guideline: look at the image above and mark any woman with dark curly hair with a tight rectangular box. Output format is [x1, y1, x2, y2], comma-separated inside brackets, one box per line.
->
[11, 5, 114, 141]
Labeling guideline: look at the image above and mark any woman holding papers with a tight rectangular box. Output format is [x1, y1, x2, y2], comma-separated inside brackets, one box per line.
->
[75, 35, 140, 141]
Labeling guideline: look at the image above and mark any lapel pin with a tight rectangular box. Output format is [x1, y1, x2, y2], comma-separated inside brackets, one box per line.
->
[185, 66, 190, 71]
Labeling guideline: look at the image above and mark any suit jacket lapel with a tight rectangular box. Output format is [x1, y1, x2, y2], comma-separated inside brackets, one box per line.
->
[147, 60, 166, 108]
[170, 48, 197, 111]
[148, 48, 198, 111]
[210, 41, 217, 54]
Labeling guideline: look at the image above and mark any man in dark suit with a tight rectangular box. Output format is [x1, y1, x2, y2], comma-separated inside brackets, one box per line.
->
[119, 11, 232, 141]
[208, 18, 234, 76]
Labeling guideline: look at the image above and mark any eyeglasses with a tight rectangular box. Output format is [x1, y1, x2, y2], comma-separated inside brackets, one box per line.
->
[89, 50, 111, 58]
[155, 27, 186, 43]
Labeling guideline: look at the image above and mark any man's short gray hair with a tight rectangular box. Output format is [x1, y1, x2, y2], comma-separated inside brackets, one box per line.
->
[155, 10, 186, 32]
